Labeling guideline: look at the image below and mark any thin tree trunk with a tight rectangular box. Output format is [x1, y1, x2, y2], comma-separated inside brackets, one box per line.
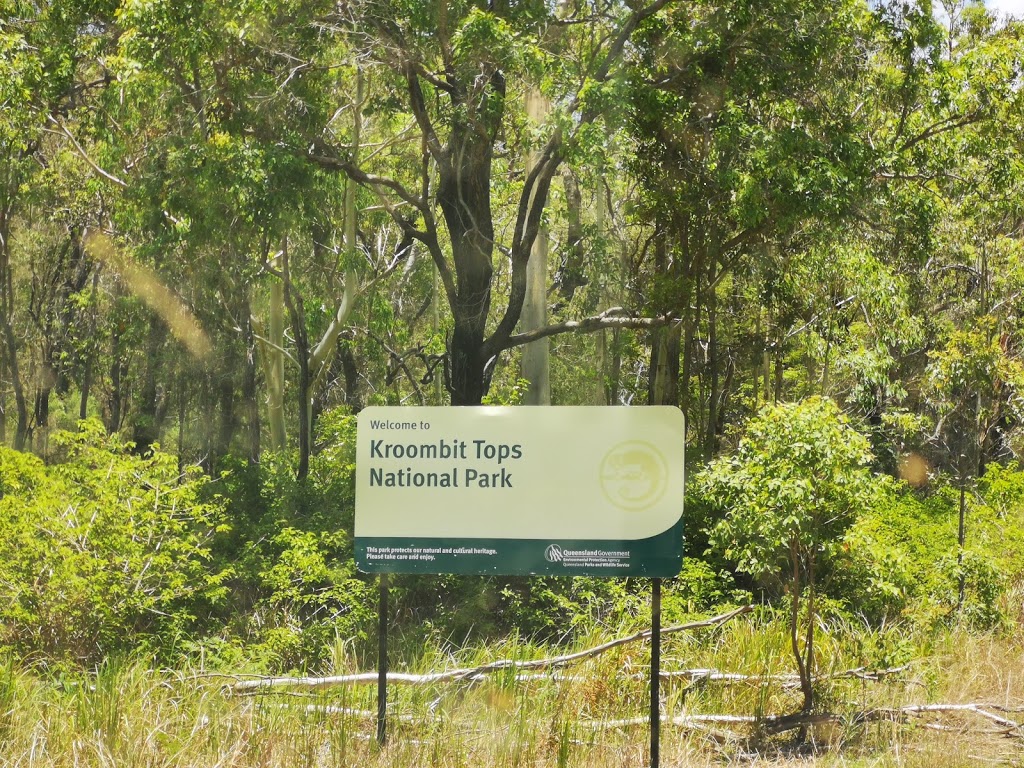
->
[789, 541, 811, 714]
[648, 235, 680, 407]
[107, 327, 126, 433]
[607, 328, 621, 405]
[0, 354, 7, 442]
[957, 483, 967, 612]
[752, 309, 762, 407]
[521, 89, 550, 405]
[177, 370, 187, 474]
[803, 553, 816, 715]
[266, 255, 287, 450]
[132, 320, 168, 452]
[279, 241, 312, 482]
[773, 346, 784, 403]
[78, 269, 100, 421]
[241, 303, 260, 463]
[704, 285, 719, 458]
[33, 385, 50, 454]
[0, 313, 27, 450]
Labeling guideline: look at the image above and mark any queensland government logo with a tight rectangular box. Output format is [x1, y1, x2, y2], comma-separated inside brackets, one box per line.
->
[544, 544, 564, 563]
[599, 441, 669, 511]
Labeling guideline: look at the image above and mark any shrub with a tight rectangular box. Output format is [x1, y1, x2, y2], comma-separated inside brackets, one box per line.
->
[0, 420, 230, 666]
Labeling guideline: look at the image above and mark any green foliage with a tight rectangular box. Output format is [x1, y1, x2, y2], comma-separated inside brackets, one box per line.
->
[0, 420, 229, 666]
[700, 397, 875, 586]
[666, 559, 751, 617]
[208, 408, 372, 671]
[845, 471, 1024, 630]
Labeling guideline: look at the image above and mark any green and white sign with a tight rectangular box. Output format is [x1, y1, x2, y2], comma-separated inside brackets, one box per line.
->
[354, 406, 684, 576]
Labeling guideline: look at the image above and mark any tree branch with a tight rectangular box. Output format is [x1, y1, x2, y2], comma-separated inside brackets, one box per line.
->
[49, 116, 128, 188]
[494, 309, 676, 354]
[229, 605, 753, 692]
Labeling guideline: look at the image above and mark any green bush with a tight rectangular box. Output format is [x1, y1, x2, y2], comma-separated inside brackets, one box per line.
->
[0, 420, 229, 666]
[206, 408, 373, 672]
[836, 471, 1024, 630]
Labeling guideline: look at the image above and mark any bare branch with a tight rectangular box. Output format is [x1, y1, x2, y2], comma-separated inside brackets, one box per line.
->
[229, 605, 753, 693]
[307, 148, 427, 212]
[49, 116, 128, 188]
[494, 309, 676, 354]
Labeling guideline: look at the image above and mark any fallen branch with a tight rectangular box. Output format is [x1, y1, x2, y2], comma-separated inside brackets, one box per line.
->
[230, 605, 754, 693]
[862, 703, 1024, 737]
[656, 664, 912, 687]
[265, 702, 418, 723]
[582, 702, 1023, 739]
[496, 310, 676, 352]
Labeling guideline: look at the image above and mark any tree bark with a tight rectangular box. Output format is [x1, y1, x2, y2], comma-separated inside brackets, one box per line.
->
[266, 256, 287, 450]
[521, 90, 551, 406]
[0, 312, 27, 450]
[0, 209, 27, 450]
[438, 116, 499, 405]
[131, 320, 168, 452]
[704, 284, 719, 458]
[241, 301, 261, 463]
[107, 326, 127, 433]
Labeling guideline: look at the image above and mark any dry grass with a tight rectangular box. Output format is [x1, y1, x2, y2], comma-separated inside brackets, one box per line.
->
[1, 619, 1021, 767]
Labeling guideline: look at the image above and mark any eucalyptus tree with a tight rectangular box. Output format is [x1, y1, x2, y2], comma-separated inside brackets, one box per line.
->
[625, 0, 875, 447]
[104, 0, 384, 473]
[303, 0, 676, 405]
[0, 0, 121, 450]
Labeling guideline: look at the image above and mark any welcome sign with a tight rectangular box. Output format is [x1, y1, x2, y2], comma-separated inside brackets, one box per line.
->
[354, 406, 684, 577]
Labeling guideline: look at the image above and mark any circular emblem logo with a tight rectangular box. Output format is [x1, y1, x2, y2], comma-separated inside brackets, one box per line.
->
[599, 441, 669, 511]
[544, 544, 564, 563]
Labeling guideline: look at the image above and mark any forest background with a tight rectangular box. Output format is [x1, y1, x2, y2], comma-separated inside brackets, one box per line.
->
[2, 0, 1024, 762]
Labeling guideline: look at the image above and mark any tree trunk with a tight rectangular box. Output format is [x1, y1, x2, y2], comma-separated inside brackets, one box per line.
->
[0, 224, 27, 449]
[132, 320, 168, 453]
[33, 385, 51, 454]
[1, 355, 7, 442]
[440, 140, 496, 405]
[266, 256, 287, 450]
[281, 243, 312, 481]
[0, 313, 27, 450]
[789, 541, 813, 715]
[78, 269, 101, 421]
[704, 285, 719, 458]
[957, 483, 967, 612]
[216, 359, 236, 462]
[521, 89, 550, 406]
[559, 167, 588, 305]
[773, 345, 785, 403]
[241, 303, 261, 463]
[107, 327, 126, 433]
[521, 224, 550, 404]
[649, 326, 681, 407]
[647, 234, 681, 407]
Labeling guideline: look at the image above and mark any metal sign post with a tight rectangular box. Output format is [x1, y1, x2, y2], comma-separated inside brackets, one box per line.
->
[650, 577, 661, 768]
[376, 573, 389, 747]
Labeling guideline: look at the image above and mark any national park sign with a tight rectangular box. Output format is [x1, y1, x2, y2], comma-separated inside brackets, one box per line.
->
[354, 406, 684, 576]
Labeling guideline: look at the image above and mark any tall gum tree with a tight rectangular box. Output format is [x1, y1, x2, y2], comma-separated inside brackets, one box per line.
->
[308, 0, 675, 404]
[626, 0, 875, 428]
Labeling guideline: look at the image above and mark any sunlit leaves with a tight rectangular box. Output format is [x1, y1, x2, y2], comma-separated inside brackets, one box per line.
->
[700, 397, 875, 580]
